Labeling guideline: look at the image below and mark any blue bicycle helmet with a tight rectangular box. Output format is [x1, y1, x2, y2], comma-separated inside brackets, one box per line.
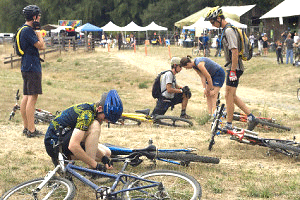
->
[103, 90, 123, 123]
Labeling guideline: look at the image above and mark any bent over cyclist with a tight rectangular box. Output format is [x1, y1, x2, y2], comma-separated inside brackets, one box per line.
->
[44, 90, 123, 171]
[180, 56, 225, 115]
[151, 57, 192, 119]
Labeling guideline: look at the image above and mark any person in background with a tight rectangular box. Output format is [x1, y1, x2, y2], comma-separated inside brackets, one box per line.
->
[275, 40, 283, 64]
[262, 33, 269, 56]
[20, 5, 45, 138]
[284, 33, 295, 65]
[215, 34, 222, 57]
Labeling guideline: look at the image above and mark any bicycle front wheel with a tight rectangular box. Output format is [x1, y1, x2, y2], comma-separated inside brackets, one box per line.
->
[1, 176, 76, 200]
[256, 118, 291, 131]
[297, 88, 300, 101]
[114, 116, 142, 126]
[157, 152, 220, 164]
[268, 140, 300, 157]
[123, 170, 201, 200]
[155, 115, 193, 127]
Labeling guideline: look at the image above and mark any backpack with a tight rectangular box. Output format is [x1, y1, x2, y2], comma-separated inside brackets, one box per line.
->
[152, 70, 173, 99]
[223, 24, 253, 61]
[13, 25, 29, 56]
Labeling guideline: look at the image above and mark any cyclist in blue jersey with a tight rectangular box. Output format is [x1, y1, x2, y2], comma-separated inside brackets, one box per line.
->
[44, 90, 123, 171]
[180, 56, 225, 115]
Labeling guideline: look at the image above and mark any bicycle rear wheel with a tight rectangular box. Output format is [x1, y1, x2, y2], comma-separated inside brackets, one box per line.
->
[1, 176, 76, 200]
[268, 140, 300, 157]
[297, 88, 300, 101]
[123, 170, 201, 200]
[255, 118, 291, 131]
[157, 152, 220, 164]
[114, 116, 142, 126]
[155, 115, 193, 127]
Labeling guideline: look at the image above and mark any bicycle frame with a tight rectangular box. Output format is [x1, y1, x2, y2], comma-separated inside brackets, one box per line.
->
[121, 112, 153, 123]
[32, 154, 162, 199]
[105, 139, 197, 166]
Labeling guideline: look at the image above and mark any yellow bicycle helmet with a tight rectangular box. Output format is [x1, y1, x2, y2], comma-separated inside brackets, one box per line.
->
[205, 6, 223, 21]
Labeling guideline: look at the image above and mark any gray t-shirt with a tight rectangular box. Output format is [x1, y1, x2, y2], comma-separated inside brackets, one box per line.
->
[161, 71, 176, 99]
[285, 38, 294, 50]
[222, 25, 244, 71]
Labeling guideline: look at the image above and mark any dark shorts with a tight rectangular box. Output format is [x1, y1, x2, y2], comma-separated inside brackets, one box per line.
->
[22, 72, 42, 95]
[212, 68, 225, 87]
[226, 70, 243, 88]
[44, 127, 85, 166]
[152, 93, 183, 116]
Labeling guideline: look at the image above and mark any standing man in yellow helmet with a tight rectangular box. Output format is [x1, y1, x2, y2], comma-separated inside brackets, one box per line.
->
[19, 5, 45, 137]
[205, 6, 257, 130]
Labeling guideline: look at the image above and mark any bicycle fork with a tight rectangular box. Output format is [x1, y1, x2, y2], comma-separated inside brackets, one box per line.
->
[32, 165, 62, 199]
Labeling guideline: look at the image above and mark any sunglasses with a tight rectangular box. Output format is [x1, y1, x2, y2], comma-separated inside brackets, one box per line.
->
[210, 20, 215, 25]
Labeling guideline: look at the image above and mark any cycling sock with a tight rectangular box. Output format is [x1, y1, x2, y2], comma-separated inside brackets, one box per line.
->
[181, 109, 186, 116]
[247, 113, 255, 121]
[225, 122, 233, 129]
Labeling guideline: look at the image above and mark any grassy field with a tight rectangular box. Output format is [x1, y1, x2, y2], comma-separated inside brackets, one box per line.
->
[0, 43, 300, 199]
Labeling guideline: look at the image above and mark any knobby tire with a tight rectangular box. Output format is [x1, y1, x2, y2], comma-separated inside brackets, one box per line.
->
[122, 170, 202, 200]
[297, 88, 300, 101]
[268, 140, 300, 156]
[114, 116, 142, 126]
[1, 176, 76, 200]
[157, 152, 220, 164]
[155, 115, 193, 127]
[256, 118, 291, 131]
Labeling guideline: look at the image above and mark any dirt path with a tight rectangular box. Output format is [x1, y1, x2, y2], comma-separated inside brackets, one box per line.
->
[107, 49, 300, 115]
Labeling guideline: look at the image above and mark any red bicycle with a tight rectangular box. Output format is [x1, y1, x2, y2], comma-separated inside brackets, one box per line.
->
[209, 104, 300, 157]
[215, 93, 291, 131]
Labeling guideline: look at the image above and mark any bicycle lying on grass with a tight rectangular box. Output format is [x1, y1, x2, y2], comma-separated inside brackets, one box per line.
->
[104, 138, 220, 167]
[1, 127, 202, 200]
[209, 104, 300, 157]
[110, 108, 193, 128]
[9, 89, 57, 124]
[215, 93, 291, 131]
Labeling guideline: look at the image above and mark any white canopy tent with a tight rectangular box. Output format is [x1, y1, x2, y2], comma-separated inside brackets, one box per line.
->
[221, 5, 256, 17]
[260, 0, 300, 24]
[143, 22, 168, 31]
[260, 0, 300, 19]
[122, 21, 145, 31]
[101, 21, 122, 31]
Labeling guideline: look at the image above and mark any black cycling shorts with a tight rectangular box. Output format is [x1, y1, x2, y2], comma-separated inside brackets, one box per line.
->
[226, 70, 243, 88]
[22, 72, 42, 95]
[152, 93, 183, 116]
[44, 128, 85, 166]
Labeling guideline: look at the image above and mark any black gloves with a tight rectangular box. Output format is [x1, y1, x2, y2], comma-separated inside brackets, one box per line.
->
[33, 21, 41, 30]
[182, 86, 192, 99]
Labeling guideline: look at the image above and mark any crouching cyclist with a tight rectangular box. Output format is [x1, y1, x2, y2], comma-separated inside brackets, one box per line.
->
[44, 90, 123, 171]
[151, 57, 192, 119]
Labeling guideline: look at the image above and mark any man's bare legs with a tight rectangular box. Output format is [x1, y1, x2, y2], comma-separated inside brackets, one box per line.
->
[225, 86, 251, 125]
[20, 94, 38, 133]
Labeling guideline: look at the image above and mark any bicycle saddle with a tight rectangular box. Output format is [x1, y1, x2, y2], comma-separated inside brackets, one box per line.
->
[135, 108, 150, 116]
